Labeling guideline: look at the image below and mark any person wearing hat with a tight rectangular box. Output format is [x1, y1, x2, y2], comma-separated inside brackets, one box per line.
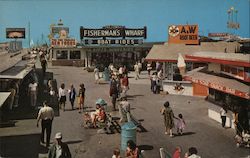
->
[37, 100, 54, 147]
[48, 132, 71, 158]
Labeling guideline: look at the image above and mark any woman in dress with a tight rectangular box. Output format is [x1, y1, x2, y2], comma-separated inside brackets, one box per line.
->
[78, 83, 85, 113]
[160, 101, 176, 137]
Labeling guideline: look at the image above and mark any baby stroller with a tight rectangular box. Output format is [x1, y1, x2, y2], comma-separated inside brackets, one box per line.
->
[82, 98, 109, 129]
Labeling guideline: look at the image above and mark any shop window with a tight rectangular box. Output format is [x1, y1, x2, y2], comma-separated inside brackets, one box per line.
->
[70, 51, 80, 59]
[224, 66, 230, 73]
[56, 50, 68, 59]
[231, 67, 237, 75]
[237, 69, 244, 77]
[221, 65, 225, 71]
[209, 88, 215, 95]
[186, 62, 192, 71]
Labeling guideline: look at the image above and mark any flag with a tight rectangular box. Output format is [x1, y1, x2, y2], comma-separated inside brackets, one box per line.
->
[30, 39, 34, 47]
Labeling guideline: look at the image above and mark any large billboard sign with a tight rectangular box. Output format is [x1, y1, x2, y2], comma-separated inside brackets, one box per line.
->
[51, 27, 69, 34]
[168, 25, 199, 45]
[80, 26, 147, 39]
[6, 28, 25, 39]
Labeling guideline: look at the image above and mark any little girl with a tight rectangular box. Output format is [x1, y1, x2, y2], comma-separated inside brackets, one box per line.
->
[176, 113, 186, 135]
[112, 148, 121, 158]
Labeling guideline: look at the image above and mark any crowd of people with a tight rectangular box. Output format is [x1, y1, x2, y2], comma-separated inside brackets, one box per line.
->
[30, 54, 250, 158]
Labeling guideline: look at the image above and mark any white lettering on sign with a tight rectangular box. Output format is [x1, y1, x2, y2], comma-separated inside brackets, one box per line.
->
[225, 87, 235, 94]
[83, 29, 121, 37]
[51, 39, 76, 47]
[190, 78, 249, 99]
[97, 39, 137, 45]
[125, 30, 144, 36]
[199, 80, 209, 87]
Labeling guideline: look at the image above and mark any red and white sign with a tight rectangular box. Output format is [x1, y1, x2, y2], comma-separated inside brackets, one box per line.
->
[185, 76, 249, 99]
[51, 38, 77, 47]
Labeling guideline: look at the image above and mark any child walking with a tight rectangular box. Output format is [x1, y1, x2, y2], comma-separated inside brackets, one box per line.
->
[112, 148, 121, 158]
[176, 113, 186, 135]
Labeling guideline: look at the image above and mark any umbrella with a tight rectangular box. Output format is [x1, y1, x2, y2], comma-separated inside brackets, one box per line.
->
[95, 98, 107, 106]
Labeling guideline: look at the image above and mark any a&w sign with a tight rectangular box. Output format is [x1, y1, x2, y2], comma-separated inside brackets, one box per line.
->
[168, 24, 199, 45]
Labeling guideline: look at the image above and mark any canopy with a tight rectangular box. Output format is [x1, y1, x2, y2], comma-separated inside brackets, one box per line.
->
[95, 98, 107, 106]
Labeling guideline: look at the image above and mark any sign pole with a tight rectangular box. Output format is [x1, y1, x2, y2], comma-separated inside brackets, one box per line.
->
[28, 21, 30, 48]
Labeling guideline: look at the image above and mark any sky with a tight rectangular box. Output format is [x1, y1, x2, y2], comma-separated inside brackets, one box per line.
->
[0, 0, 249, 47]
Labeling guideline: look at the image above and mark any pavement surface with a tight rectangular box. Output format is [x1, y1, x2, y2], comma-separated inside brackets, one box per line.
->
[1, 62, 250, 158]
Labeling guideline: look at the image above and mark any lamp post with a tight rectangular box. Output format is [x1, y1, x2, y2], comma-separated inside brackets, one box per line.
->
[227, 6, 240, 30]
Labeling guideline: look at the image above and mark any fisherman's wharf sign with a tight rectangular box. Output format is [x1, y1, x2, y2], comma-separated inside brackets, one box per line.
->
[80, 26, 147, 39]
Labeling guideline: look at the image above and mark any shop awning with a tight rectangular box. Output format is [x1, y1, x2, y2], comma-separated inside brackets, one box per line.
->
[0, 92, 11, 108]
[145, 41, 240, 62]
[184, 70, 250, 99]
[145, 44, 198, 62]
[186, 52, 250, 67]
[0, 60, 34, 79]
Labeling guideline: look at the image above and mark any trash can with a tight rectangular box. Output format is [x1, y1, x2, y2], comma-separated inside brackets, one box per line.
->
[121, 122, 137, 151]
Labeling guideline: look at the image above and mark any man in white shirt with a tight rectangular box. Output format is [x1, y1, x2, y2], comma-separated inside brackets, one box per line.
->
[28, 80, 38, 107]
[118, 97, 130, 123]
[134, 63, 140, 80]
[37, 101, 55, 147]
[220, 105, 227, 128]
[138, 62, 142, 74]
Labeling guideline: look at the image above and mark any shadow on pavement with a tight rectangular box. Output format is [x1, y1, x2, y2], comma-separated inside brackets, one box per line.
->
[138, 145, 154, 151]
[174, 131, 196, 136]
[39, 144, 49, 154]
[98, 82, 109, 85]
[138, 119, 144, 122]
[65, 140, 83, 145]
[0, 133, 40, 158]
[137, 124, 148, 133]
[126, 94, 144, 98]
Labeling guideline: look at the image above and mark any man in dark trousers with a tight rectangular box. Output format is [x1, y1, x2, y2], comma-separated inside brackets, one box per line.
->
[48, 132, 71, 158]
[110, 76, 118, 111]
[37, 101, 54, 147]
[40, 54, 47, 76]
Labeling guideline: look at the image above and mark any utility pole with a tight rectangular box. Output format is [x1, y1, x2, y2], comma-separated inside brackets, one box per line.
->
[28, 21, 30, 48]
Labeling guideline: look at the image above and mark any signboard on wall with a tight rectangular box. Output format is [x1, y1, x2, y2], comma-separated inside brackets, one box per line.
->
[185, 76, 250, 99]
[84, 39, 143, 45]
[168, 25, 198, 45]
[51, 38, 77, 47]
[80, 26, 147, 39]
[52, 27, 69, 34]
[208, 33, 229, 37]
[6, 28, 25, 39]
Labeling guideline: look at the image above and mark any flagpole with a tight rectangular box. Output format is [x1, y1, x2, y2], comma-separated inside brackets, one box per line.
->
[28, 21, 31, 48]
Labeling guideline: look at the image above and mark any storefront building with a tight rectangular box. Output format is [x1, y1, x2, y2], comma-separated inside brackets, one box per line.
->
[146, 41, 240, 79]
[184, 52, 250, 130]
[50, 24, 155, 70]
[51, 44, 154, 70]
[145, 24, 241, 81]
